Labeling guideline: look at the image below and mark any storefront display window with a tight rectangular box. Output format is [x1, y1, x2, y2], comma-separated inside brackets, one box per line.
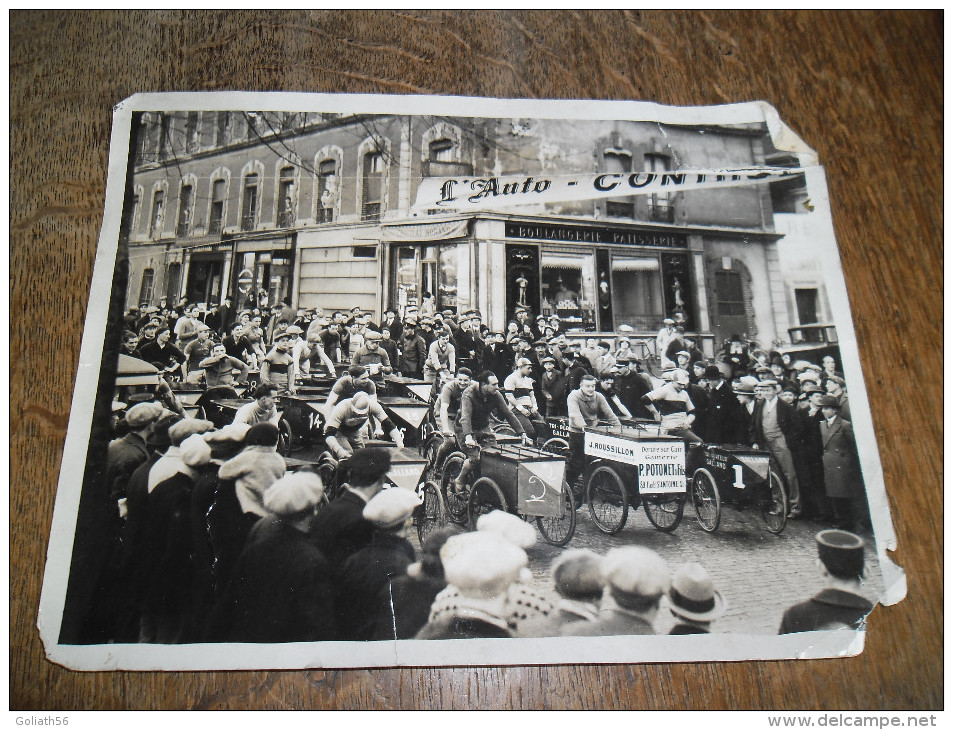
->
[391, 244, 458, 317]
[232, 250, 292, 313]
[540, 252, 596, 332]
[610, 255, 663, 331]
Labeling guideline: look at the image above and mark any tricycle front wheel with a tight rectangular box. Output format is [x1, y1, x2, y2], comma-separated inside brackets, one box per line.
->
[761, 468, 789, 534]
[536, 486, 576, 547]
[468, 477, 508, 528]
[586, 465, 629, 534]
[643, 494, 685, 533]
[691, 468, 721, 533]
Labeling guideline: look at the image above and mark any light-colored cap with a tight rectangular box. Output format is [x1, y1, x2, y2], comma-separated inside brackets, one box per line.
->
[476, 509, 537, 549]
[602, 546, 670, 599]
[263, 471, 325, 517]
[440, 531, 528, 599]
[362, 487, 422, 529]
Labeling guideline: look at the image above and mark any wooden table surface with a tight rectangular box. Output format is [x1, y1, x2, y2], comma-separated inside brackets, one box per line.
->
[10, 10, 942, 710]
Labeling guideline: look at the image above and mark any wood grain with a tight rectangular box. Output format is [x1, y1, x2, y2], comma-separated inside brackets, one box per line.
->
[10, 10, 941, 710]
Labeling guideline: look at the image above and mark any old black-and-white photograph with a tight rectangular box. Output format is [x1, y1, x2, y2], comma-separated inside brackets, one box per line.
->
[39, 94, 902, 670]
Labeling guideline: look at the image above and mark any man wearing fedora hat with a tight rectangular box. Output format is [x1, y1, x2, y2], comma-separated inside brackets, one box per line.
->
[780, 530, 873, 633]
[668, 563, 727, 635]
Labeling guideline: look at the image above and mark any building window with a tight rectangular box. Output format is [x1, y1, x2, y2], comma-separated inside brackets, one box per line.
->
[390, 244, 457, 316]
[645, 153, 674, 222]
[215, 112, 230, 146]
[158, 113, 172, 161]
[277, 166, 295, 228]
[795, 288, 819, 324]
[540, 252, 597, 331]
[208, 179, 226, 234]
[241, 173, 259, 231]
[185, 112, 199, 153]
[604, 150, 634, 219]
[715, 270, 746, 316]
[149, 190, 164, 239]
[316, 159, 337, 223]
[129, 192, 141, 237]
[423, 139, 472, 178]
[138, 268, 155, 305]
[177, 184, 193, 237]
[609, 255, 664, 331]
[361, 151, 383, 221]
[166, 262, 182, 301]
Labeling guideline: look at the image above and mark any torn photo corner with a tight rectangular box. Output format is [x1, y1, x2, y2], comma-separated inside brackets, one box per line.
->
[38, 92, 904, 671]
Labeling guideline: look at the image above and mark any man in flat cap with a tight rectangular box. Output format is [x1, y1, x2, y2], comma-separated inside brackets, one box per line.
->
[310, 446, 393, 571]
[105, 401, 164, 512]
[337, 488, 420, 640]
[779, 530, 873, 634]
[416, 532, 529, 640]
[566, 546, 670, 636]
[522, 549, 606, 637]
[350, 328, 393, 381]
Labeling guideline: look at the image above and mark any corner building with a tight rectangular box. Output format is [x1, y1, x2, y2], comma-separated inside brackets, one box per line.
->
[124, 111, 808, 355]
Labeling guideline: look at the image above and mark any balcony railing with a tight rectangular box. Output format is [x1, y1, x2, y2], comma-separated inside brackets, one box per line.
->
[277, 210, 295, 228]
[240, 213, 256, 231]
[361, 203, 381, 221]
[648, 200, 675, 223]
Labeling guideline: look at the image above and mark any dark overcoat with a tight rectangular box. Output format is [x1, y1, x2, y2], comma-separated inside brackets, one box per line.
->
[820, 416, 863, 499]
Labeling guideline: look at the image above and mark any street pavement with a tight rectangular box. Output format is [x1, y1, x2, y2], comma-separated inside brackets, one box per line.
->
[411, 501, 883, 637]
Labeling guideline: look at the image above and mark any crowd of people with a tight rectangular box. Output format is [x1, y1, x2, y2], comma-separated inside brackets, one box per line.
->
[91, 397, 874, 644]
[118, 298, 868, 533]
[84, 297, 874, 644]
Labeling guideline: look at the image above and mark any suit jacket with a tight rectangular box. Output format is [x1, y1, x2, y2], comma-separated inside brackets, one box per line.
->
[749, 398, 802, 448]
[705, 381, 746, 445]
[211, 517, 338, 643]
[819, 416, 862, 499]
[779, 588, 873, 634]
[310, 489, 374, 571]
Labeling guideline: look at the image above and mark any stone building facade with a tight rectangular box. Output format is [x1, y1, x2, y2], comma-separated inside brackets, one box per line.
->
[124, 110, 812, 354]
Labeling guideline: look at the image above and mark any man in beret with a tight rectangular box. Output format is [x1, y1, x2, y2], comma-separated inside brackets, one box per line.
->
[337, 488, 420, 640]
[310, 446, 393, 571]
[779, 530, 873, 634]
[566, 546, 670, 636]
[211, 472, 338, 643]
[326, 364, 379, 408]
[751, 379, 804, 519]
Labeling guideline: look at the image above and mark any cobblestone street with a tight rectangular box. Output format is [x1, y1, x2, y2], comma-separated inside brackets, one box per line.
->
[414, 501, 883, 637]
